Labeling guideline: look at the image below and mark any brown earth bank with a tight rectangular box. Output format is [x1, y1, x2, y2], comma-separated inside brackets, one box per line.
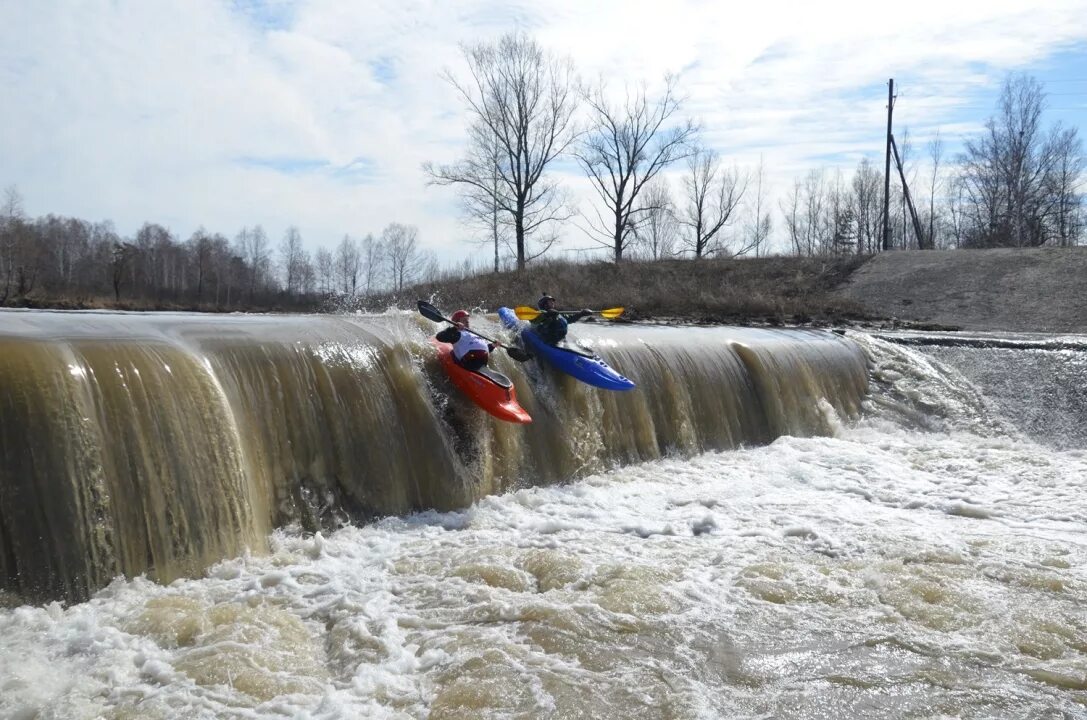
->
[393, 247, 1087, 333]
[385, 255, 874, 328]
[832, 246, 1087, 333]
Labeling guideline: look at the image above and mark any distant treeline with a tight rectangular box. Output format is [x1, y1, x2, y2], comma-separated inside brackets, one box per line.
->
[0, 197, 447, 310]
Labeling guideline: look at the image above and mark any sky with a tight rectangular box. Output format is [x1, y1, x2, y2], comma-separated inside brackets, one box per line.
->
[3, 0, 1087, 266]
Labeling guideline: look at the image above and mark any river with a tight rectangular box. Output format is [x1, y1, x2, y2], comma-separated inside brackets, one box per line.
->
[0, 312, 1084, 719]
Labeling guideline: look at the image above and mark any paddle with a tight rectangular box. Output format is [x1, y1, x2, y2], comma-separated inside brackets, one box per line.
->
[513, 305, 626, 321]
[417, 300, 533, 363]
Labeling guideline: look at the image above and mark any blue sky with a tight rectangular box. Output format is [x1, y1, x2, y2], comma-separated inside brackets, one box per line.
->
[2, 0, 1086, 266]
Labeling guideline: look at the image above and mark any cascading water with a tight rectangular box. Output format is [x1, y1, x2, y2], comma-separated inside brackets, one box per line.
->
[0, 311, 868, 601]
[3, 314, 1084, 720]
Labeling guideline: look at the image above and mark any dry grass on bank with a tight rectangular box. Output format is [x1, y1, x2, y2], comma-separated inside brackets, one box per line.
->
[7, 255, 878, 325]
[390, 254, 875, 326]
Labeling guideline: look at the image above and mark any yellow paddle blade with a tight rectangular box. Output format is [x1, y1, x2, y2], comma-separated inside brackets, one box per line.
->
[514, 305, 624, 320]
[514, 305, 541, 320]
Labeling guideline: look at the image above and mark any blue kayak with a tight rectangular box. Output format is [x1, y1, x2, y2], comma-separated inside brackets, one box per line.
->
[498, 307, 636, 391]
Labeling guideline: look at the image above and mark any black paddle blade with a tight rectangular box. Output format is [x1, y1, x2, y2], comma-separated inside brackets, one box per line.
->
[504, 346, 533, 363]
[416, 300, 446, 324]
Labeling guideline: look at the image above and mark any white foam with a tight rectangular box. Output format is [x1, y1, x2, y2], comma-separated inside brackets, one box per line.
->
[3, 419, 1087, 716]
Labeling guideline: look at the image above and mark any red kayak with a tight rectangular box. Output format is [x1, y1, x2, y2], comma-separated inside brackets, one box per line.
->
[431, 339, 532, 424]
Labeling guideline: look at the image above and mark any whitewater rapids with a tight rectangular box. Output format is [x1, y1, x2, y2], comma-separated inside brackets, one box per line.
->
[1, 333, 1085, 719]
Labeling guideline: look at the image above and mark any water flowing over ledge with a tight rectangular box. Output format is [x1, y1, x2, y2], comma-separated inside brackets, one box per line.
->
[0, 311, 868, 601]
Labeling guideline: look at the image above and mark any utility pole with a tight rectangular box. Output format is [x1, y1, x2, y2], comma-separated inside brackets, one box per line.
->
[890, 134, 927, 249]
[881, 78, 895, 251]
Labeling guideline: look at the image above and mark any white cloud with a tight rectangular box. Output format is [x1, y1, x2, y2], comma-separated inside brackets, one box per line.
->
[2, 0, 1086, 264]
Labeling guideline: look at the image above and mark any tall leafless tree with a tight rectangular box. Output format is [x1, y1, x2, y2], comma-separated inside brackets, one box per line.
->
[944, 176, 969, 249]
[740, 156, 772, 257]
[0, 185, 26, 301]
[958, 74, 1084, 248]
[383, 223, 427, 292]
[780, 179, 804, 257]
[315, 248, 334, 295]
[678, 148, 748, 258]
[633, 177, 679, 260]
[852, 158, 883, 254]
[456, 127, 512, 272]
[1048, 126, 1085, 247]
[279, 226, 305, 295]
[800, 169, 826, 256]
[361, 233, 384, 296]
[926, 132, 944, 249]
[188, 228, 214, 301]
[235, 225, 271, 300]
[335, 234, 360, 296]
[826, 170, 856, 255]
[424, 32, 578, 269]
[575, 76, 697, 262]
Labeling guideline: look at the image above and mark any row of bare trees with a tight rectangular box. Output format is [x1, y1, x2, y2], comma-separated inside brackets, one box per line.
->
[956, 74, 1083, 248]
[0, 186, 436, 307]
[777, 74, 1084, 256]
[428, 33, 1083, 262]
[426, 32, 762, 265]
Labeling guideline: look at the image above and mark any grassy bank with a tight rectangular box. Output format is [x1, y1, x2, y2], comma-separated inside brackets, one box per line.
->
[387, 255, 876, 326]
[4, 254, 880, 326]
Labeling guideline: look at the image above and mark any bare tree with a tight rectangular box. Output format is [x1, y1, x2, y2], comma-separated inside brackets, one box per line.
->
[279, 226, 305, 295]
[802, 170, 828, 255]
[957, 73, 1084, 248]
[780, 179, 804, 256]
[944, 176, 969, 249]
[1048, 126, 1085, 247]
[740, 156, 772, 257]
[251, 226, 272, 296]
[575, 76, 697, 262]
[188, 228, 214, 301]
[315, 248, 335, 295]
[110, 242, 136, 301]
[457, 128, 512, 272]
[360, 233, 384, 295]
[383, 223, 426, 292]
[678, 149, 748, 258]
[424, 32, 578, 269]
[825, 170, 856, 255]
[0, 185, 26, 301]
[206, 233, 232, 305]
[852, 158, 883, 254]
[1, 185, 23, 220]
[335, 234, 359, 295]
[927, 132, 944, 249]
[788, 169, 829, 256]
[235, 225, 271, 300]
[897, 129, 915, 249]
[296, 250, 315, 295]
[135, 223, 169, 296]
[633, 177, 679, 260]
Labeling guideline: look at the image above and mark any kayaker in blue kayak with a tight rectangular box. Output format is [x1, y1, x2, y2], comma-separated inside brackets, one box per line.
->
[435, 310, 494, 371]
[530, 295, 592, 346]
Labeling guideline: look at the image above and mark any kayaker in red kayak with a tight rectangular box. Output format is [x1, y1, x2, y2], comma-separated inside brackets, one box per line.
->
[435, 310, 494, 371]
[530, 295, 591, 345]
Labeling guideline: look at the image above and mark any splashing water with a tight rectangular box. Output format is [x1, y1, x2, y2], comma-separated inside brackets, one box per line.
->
[1, 326, 1085, 719]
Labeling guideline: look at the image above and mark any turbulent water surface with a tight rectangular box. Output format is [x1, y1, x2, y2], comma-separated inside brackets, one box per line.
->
[1, 318, 1086, 719]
